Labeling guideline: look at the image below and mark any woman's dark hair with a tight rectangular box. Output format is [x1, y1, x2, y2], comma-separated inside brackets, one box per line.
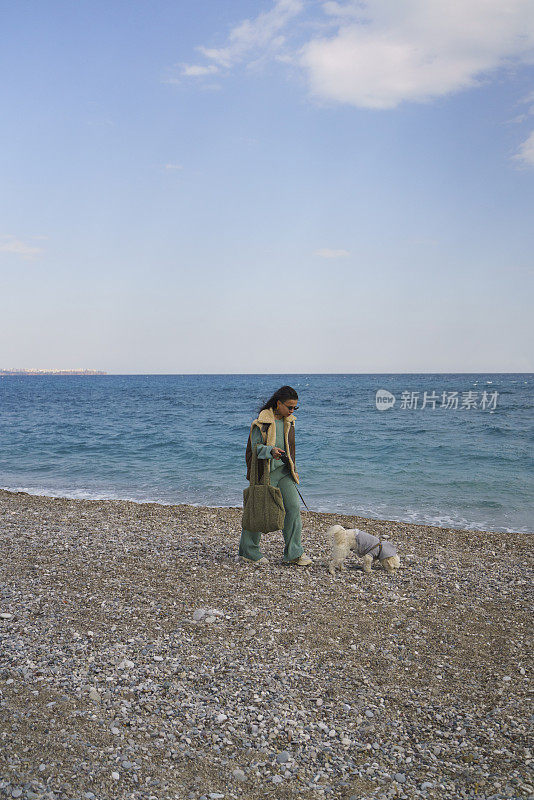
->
[258, 385, 298, 414]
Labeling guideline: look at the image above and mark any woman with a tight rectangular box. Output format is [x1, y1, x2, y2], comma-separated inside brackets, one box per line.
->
[239, 385, 312, 567]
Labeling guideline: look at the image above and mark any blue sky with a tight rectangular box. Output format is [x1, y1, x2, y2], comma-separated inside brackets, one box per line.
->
[1, 0, 533, 373]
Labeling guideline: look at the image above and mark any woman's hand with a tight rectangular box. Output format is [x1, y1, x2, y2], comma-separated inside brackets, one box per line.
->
[270, 447, 285, 460]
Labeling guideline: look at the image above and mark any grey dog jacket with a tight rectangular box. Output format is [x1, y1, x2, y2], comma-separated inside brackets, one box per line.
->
[354, 530, 397, 560]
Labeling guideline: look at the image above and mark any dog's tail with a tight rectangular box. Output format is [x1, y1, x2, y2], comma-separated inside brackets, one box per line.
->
[326, 524, 346, 547]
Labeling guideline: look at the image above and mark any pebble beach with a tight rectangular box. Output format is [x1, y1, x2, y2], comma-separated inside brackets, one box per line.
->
[0, 488, 532, 800]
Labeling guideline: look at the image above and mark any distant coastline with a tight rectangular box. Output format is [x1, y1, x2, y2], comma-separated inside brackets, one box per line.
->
[0, 369, 106, 375]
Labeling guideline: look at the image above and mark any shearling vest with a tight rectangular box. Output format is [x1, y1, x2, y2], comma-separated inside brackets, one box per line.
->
[245, 407, 298, 484]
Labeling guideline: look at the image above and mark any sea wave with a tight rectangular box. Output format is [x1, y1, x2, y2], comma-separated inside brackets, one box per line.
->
[2, 483, 531, 534]
[1, 373, 532, 534]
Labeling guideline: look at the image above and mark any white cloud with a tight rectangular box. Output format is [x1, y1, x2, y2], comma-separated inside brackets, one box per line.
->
[164, 163, 183, 170]
[181, 64, 219, 77]
[0, 236, 43, 258]
[301, 0, 534, 108]
[179, 0, 534, 110]
[508, 90, 534, 123]
[182, 0, 303, 75]
[513, 130, 534, 166]
[314, 248, 350, 258]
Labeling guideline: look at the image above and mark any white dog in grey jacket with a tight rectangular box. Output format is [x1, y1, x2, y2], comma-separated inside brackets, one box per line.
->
[327, 525, 401, 575]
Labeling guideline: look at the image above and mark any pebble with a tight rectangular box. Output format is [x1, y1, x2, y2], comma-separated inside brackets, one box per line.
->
[0, 489, 530, 800]
[0, 612, 13, 619]
[111, 771, 120, 780]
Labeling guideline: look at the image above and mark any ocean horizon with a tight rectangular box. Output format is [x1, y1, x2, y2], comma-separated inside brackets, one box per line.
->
[1, 372, 532, 533]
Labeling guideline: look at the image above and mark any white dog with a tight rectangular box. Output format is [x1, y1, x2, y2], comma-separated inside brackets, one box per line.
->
[327, 524, 401, 575]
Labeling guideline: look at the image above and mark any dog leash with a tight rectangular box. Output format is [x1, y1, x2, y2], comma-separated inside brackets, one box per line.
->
[295, 485, 310, 512]
[280, 452, 311, 511]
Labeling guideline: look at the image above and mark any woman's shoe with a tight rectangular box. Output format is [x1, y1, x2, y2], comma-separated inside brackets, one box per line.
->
[240, 556, 269, 566]
[286, 553, 312, 566]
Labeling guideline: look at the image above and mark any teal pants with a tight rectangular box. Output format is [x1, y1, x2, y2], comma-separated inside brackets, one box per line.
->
[239, 469, 304, 563]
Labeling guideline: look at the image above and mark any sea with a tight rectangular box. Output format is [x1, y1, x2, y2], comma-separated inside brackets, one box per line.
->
[0, 374, 532, 533]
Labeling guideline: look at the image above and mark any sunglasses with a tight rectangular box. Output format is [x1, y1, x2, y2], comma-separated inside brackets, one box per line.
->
[280, 401, 299, 412]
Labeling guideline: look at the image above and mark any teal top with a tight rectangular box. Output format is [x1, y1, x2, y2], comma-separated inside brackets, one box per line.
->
[251, 419, 290, 478]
